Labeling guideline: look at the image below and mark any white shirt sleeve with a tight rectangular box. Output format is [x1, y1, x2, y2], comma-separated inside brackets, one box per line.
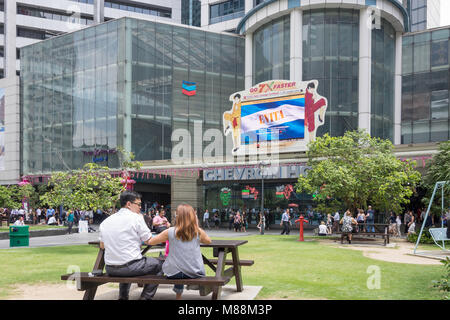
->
[136, 215, 152, 242]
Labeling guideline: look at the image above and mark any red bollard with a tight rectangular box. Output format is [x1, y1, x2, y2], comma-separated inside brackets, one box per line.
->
[295, 215, 309, 242]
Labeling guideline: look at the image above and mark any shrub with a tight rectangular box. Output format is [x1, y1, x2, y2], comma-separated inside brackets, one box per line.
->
[432, 257, 450, 300]
[406, 228, 435, 244]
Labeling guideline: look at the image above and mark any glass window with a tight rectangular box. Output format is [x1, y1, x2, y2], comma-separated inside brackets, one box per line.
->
[431, 40, 448, 69]
[413, 43, 430, 73]
[253, 15, 290, 85]
[431, 90, 449, 120]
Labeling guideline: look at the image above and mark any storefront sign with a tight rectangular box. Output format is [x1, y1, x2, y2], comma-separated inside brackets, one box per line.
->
[83, 148, 117, 163]
[242, 185, 259, 200]
[220, 187, 231, 206]
[203, 164, 309, 182]
[223, 79, 328, 155]
[276, 184, 294, 199]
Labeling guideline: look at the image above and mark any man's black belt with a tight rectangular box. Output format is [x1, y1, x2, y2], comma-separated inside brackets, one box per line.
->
[106, 258, 142, 268]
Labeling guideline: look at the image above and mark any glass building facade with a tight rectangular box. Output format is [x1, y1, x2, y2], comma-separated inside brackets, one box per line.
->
[401, 27, 450, 143]
[371, 18, 396, 141]
[303, 9, 360, 139]
[21, 18, 245, 175]
[252, 15, 290, 84]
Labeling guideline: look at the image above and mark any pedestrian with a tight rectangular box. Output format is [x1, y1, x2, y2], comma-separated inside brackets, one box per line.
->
[202, 209, 210, 229]
[148, 203, 211, 300]
[67, 210, 75, 234]
[326, 214, 333, 234]
[365, 206, 375, 233]
[99, 190, 163, 300]
[396, 214, 402, 237]
[264, 209, 270, 230]
[228, 210, 234, 230]
[280, 209, 291, 235]
[233, 211, 242, 232]
[388, 211, 398, 236]
[356, 209, 365, 232]
[213, 212, 220, 229]
[407, 214, 416, 236]
[333, 211, 340, 232]
[340, 210, 358, 244]
[241, 211, 247, 232]
[403, 210, 411, 235]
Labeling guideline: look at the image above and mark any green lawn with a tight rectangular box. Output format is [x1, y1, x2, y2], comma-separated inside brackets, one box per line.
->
[0, 235, 445, 300]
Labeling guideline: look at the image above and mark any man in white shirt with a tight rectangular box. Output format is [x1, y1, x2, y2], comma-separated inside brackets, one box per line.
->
[13, 216, 25, 226]
[203, 209, 210, 229]
[47, 215, 58, 225]
[99, 190, 162, 300]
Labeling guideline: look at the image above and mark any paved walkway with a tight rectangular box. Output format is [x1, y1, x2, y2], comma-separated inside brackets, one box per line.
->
[0, 226, 308, 249]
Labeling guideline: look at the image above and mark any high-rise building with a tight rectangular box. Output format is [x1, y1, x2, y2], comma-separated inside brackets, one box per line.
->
[403, 0, 441, 32]
[1, 0, 182, 78]
[181, 0, 201, 27]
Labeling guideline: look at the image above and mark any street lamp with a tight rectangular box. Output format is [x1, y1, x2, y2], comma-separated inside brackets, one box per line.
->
[258, 161, 269, 235]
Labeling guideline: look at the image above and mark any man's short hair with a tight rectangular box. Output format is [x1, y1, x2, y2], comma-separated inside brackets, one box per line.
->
[120, 190, 142, 208]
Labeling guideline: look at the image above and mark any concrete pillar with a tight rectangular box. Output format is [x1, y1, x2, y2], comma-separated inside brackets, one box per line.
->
[245, 0, 253, 13]
[94, 0, 105, 24]
[200, 0, 209, 28]
[245, 32, 253, 88]
[171, 175, 202, 223]
[358, 7, 372, 134]
[290, 9, 302, 83]
[123, 20, 132, 152]
[394, 32, 402, 145]
[4, 0, 17, 78]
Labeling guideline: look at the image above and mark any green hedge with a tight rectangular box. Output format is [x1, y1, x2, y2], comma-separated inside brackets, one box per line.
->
[407, 228, 435, 244]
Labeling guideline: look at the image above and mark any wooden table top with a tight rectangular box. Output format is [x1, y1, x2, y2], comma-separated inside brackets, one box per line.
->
[89, 239, 248, 248]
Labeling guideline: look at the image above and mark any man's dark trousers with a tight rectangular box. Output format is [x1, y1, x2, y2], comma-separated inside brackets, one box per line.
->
[281, 221, 290, 235]
[105, 257, 163, 300]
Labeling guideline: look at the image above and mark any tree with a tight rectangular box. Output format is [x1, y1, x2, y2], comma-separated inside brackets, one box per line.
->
[40, 163, 124, 211]
[0, 185, 21, 209]
[296, 130, 421, 214]
[421, 140, 450, 216]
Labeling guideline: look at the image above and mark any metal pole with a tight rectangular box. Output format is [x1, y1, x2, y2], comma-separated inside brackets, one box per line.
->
[414, 181, 444, 254]
[260, 176, 264, 235]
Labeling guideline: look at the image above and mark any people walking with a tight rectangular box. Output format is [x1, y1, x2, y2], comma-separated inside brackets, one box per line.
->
[340, 210, 358, 244]
[67, 210, 75, 234]
[280, 209, 291, 235]
[233, 211, 242, 232]
[202, 209, 210, 229]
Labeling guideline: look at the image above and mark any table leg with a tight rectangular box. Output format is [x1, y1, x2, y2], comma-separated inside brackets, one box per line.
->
[212, 248, 227, 300]
[231, 248, 243, 292]
[83, 248, 105, 300]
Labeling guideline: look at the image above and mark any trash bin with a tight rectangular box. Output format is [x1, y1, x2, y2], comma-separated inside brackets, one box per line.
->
[9, 225, 30, 247]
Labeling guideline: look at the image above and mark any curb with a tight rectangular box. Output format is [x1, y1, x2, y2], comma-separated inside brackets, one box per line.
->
[0, 227, 79, 240]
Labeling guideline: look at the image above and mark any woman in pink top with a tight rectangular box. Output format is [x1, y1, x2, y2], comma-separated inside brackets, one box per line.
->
[153, 209, 171, 234]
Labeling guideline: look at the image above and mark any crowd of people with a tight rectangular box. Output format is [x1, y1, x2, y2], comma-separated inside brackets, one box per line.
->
[0, 206, 110, 233]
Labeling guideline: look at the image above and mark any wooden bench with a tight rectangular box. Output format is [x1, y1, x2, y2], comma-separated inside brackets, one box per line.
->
[60, 272, 231, 299]
[61, 240, 253, 300]
[336, 223, 390, 246]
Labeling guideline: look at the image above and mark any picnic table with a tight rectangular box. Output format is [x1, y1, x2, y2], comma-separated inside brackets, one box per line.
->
[61, 239, 253, 300]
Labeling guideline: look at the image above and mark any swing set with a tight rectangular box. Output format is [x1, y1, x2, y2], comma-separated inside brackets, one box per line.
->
[413, 181, 450, 259]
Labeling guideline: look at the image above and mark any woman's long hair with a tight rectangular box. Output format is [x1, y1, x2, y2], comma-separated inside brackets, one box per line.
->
[175, 204, 200, 242]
